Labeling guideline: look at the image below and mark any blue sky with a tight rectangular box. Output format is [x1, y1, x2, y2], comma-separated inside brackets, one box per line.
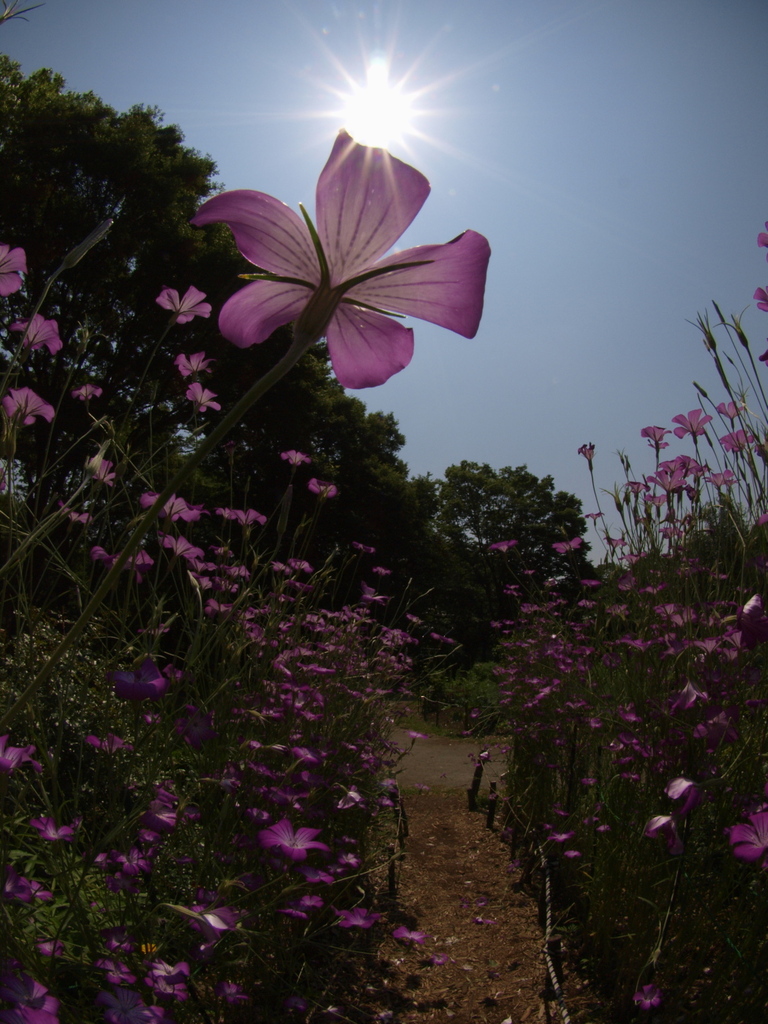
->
[3, 0, 768, 554]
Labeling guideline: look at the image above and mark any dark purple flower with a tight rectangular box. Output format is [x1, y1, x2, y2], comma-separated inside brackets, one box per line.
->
[91, 546, 154, 583]
[95, 959, 137, 986]
[644, 815, 684, 855]
[736, 594, 768, 649]
[729, 811, 768, 863]
[0, 972, 60, 1016]
[143, 959, 189, 1000]
[1, 866, 33, 903]
[307, 478, 338, 499]
[664, 777, 702, 816]
[214, 981, 250, 1005]
[36, 939, 64, 957]
[0, 735, 41, 775]
[283, 996, 309, 1013]
[335, 907, 381, 928]
[174, 707, 217, 749]
[633, 984, 663, 1010]
[109, 659, 169, 701]
[29, 817, 76, 842]
[140, 801, 177, 835]
[86, 733, 133, 753]
[189, 904, 242, 945]
[94, 986, 155, 1023]
[101, 927, 136, 954]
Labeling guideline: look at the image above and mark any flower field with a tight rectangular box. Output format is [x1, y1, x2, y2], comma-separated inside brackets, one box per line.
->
[2, 101, 768, 1023]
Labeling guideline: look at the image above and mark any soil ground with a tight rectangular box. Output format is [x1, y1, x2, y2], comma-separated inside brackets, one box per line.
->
[352, 729, 601, 1024]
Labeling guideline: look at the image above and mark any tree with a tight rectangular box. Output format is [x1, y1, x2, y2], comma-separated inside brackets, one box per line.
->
[0, 55, 248, 505]
[426, 461, 591, 660]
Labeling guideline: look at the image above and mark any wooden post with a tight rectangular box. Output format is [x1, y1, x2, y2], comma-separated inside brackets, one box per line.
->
[467, 759, 484, 811]
[485, 781, 498, 829]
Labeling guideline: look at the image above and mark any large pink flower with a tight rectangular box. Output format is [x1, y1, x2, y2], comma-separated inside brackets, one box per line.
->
[191, 130, 491, 389]
[0, 243, 26, 296]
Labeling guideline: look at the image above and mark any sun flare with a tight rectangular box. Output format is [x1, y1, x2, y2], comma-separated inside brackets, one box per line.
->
[340, 57, 415, 148]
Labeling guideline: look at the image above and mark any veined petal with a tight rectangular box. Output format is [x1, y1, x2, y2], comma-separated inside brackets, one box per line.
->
[347, 230, 491, 338]
[219, 279, 310, 348]
[316, 130, 430, 285]
[326, 305, 414, 389]
[191, 190, 319, 282]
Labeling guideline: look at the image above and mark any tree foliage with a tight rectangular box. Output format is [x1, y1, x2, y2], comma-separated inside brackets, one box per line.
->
[421, 461, 591, 660]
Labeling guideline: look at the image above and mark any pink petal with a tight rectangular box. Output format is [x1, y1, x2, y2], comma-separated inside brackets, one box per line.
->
[316, 130, 430, 285]
[219, 279, 311, 348]
[326, 304, 414, 388]
[191, 190, 319, 282]
[348, 230, 491, 338]
[0, 244, 26, 296]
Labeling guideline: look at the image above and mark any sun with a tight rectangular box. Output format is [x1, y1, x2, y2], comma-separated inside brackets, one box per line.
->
[339, 57, 416, 149]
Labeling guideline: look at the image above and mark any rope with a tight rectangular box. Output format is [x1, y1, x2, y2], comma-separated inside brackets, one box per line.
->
[538, 844, 573, 1024]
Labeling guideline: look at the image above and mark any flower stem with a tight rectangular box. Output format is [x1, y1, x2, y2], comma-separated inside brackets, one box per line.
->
[0, 330, 315, 731]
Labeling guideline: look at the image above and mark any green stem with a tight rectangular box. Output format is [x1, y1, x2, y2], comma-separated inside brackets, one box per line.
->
[0, 330, 315, 731]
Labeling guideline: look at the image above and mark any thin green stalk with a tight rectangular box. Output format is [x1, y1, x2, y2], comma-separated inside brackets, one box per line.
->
[0, 330, 315, 731]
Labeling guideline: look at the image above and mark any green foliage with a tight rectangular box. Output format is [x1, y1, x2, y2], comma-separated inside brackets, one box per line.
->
[422, 461, 591, 660]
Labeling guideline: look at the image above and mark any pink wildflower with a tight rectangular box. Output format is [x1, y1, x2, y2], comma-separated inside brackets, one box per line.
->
[10, 314, 62, 354]
[0, 243, 26, 295]
[258, 819, 330, 861]
[671, 409, 711, 438]
[281, 449, 311, 466]
[156, 285, 212, 323]
[2, 387, 54, 426]
[71, 383, 103, 401]
[308, 478, 338, 499]
[174, 351, 215, 376]
[185, 382, 220, 413]
[191, 130, 490, 389]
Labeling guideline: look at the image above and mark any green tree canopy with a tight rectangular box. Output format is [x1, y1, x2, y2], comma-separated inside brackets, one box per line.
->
[422, 461, 592, 660]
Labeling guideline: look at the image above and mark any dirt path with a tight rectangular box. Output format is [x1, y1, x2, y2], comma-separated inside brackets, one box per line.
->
[356, 730, 593, 1024]
[390, 729, 508, 790]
